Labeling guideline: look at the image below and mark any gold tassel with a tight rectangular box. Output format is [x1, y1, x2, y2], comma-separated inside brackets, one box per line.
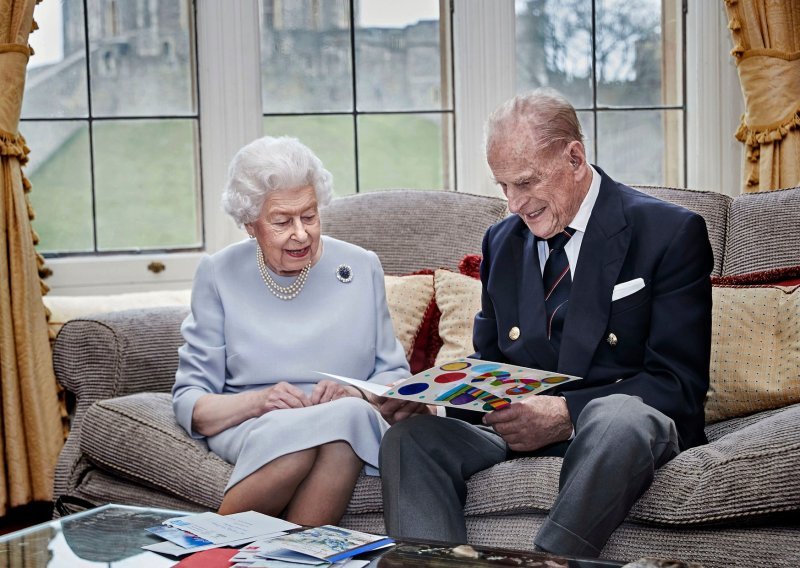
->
[728, 16, 742, 31]
[736, 109, 800, 146]
[0, 130, 29, 158]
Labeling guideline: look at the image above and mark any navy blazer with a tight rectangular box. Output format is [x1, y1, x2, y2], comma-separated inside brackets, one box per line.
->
[472, 167, 713, 450]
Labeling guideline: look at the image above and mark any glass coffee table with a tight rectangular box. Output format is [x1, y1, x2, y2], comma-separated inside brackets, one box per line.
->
[1, 504, 673, 567]
[0, 504, 191, 566]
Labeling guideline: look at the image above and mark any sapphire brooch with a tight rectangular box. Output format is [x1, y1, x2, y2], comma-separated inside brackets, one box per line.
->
[336, 264, 353, 283]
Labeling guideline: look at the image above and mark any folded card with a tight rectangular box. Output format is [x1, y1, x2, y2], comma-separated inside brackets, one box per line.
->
[320, 357, 582, 412]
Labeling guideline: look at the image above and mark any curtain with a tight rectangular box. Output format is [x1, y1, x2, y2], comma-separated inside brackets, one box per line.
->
[724, 0, 800, 193]
[0, 0, 63, 515]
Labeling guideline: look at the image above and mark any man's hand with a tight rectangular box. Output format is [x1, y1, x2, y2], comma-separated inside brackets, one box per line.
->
[483, 396, 573, 452]
[310, 380, 361, 405]
[375, 397, 435, 425]
[253, 381, 311, 413]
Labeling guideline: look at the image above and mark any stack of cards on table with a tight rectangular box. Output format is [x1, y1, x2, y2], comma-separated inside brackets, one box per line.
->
[229, 525, 392, 566]
[143, 511, 392, 566]
[143, 510, 300, 557]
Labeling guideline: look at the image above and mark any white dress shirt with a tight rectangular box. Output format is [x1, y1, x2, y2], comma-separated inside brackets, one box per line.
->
[536, 164, 601, 277]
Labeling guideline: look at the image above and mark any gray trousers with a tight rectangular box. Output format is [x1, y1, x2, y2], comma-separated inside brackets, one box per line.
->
[379, 394, 679, 558]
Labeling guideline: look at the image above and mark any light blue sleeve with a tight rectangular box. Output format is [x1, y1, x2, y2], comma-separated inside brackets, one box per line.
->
[172, 255, 227, 439]
[367, 251, 411, 385]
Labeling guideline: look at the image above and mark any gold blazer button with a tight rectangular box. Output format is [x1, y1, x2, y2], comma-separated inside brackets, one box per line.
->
[509, 326, 521, 341]
[606, 332, 618, 347]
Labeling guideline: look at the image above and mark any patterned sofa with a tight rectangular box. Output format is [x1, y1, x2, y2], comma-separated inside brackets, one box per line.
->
[51, 187, 800, 567]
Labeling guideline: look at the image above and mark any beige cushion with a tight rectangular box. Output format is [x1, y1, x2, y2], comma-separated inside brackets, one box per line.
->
[433, 269, 482, 365]
[706, 284, 800, 422]
[384, 274, 435, 358]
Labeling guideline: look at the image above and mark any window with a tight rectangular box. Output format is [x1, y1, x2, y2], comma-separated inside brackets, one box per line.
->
[515, 0, 685, 186]
[21, 0, 732, 294]
[259, 0, 455, 195]
[22, 0, 201, 256]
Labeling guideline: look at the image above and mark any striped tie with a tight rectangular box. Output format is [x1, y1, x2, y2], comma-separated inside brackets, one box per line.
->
[542, 227, 576, 351]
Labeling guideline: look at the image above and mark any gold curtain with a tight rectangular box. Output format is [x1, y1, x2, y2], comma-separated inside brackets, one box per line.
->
[724, 0, 800, 193]
[0, 0, 63, 515]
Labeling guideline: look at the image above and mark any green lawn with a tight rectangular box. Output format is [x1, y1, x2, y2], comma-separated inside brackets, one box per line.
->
[30, 115, 447, 253]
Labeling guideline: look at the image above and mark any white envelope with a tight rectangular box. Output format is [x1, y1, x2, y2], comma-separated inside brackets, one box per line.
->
[611, 278, 645, 302]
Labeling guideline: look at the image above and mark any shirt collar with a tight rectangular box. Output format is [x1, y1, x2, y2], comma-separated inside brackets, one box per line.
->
[568, 164, 601, 234]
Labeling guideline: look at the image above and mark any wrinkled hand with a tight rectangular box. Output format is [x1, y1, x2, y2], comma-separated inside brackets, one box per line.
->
[311, 380, 360, 405]
[254, 382, 311, 414]
[483, 396, 573, 452]
[375, 396, 435, 425]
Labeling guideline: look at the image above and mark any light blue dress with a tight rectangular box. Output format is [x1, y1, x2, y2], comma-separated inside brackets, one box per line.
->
[172, 236, 410, 491]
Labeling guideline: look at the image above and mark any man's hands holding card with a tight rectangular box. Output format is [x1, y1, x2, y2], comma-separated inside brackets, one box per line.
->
[373, 386, 436, 424]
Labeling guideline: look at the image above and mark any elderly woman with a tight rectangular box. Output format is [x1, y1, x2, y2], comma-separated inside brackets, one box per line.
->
[172, 136, 409, 525]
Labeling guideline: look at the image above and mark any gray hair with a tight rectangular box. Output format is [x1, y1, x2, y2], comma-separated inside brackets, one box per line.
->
[222, 136, 334, 227]
[484, 88, 584, 159]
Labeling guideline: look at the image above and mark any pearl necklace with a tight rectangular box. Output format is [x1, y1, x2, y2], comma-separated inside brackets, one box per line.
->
[256, 248, 311, 300]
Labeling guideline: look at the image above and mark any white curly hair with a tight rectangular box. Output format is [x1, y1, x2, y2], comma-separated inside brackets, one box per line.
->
[221, 136, 334, 227]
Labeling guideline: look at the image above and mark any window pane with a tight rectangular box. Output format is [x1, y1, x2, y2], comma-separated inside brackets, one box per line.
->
[26, 122, 94, 253]
[263, 115, 357, 196]
[515, 0, 593, 107]
[358, 114, 453, 191]
[260, 0, 353, 113]
[596, 0, 682, 106]
[93, 120, 200, 250]
[87, 0, 196, 117]
[23, 1, 88, 118]
[356, 0, 451, 112]
[596, 110, 683, 185]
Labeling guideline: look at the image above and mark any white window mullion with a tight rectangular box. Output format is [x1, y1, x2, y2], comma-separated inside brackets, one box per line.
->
[197, 0, 263, 253]
[453, 0, 515, 197]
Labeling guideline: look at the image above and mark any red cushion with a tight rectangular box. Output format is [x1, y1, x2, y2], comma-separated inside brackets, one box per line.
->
[712, 265, 800, 287]
[407, 256, 483, 373]
[405, 268, 442, 374]
[458, 254, 482, 279]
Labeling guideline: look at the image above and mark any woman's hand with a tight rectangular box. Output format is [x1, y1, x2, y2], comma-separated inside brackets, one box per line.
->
[310, 380, 362, 405]
[253, 382, 312, 413]
[192, 382, 311, 437]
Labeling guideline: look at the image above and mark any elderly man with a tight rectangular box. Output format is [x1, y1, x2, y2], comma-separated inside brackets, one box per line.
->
[378, 89, 713, 558]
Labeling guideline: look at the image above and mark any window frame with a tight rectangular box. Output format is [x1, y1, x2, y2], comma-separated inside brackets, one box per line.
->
[259, 0, 456, 195]
[36, 0, 740, 295]
[22, 0, 205, 260]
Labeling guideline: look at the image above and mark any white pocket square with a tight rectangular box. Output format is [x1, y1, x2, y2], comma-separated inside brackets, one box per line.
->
[612, 278, 645, 302]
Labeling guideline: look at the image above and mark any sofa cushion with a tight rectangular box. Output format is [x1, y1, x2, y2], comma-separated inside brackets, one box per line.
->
[630, 403, 800, 524]
[433, 269, 482, 365]
[384, 274, 435, 359]
[468, 404, 800, 525]
[320, 190, 508, 275]
[337, 405, 800, 526]
[722, 185, 800, 276]
[80, 393, 230, 510]
[706, 284, 800, 422]
[78, 392, 408, 516]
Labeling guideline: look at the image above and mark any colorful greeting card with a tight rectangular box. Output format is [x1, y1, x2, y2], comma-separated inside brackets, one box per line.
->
[320, 358, 582, 412]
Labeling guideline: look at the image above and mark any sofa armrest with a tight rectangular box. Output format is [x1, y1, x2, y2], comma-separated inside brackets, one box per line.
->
[53, 306, 189, 408]
[52, 306, 189, 502]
